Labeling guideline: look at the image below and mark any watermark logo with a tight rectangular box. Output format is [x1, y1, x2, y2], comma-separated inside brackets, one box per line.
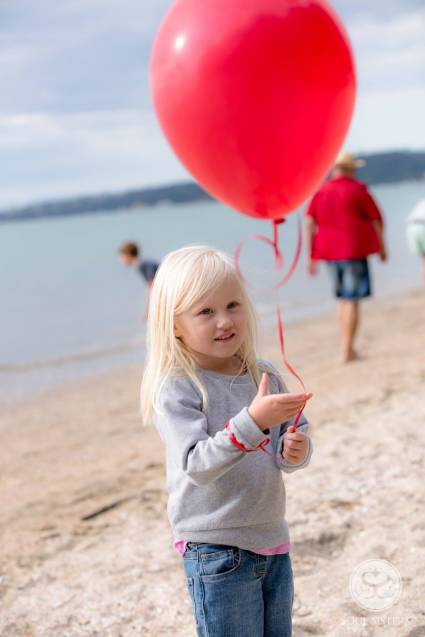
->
[349, 559, 402, 612]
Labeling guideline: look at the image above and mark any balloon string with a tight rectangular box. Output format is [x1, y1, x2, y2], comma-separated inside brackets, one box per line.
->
[276, 305, 306, 430]
[235, 215, 306, 444]
[271, 219, 306, 432]
[234, 217, 302, 290]
[272, 219, 283, 269]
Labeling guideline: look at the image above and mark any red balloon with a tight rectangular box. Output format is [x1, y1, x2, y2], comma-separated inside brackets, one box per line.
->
[150, 0, 356, 220]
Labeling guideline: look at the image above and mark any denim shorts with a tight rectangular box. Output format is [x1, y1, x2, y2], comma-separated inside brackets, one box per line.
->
[327, 258, 371, 300]
[182, 542, 294, 637]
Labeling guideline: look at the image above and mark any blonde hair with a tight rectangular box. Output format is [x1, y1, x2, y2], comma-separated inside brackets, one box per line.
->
[140, 245, 262, 425]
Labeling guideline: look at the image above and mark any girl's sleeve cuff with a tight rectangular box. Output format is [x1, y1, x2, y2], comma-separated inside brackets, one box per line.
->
[227, 407, 268, 451]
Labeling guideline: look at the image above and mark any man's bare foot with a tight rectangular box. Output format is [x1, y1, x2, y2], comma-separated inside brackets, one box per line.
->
[341, 349, 360, 364]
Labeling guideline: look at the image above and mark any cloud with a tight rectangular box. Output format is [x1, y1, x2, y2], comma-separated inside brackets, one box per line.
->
[0, 0, 168, 36]
[337, 0, 425, 20]
[0, 109, 188, 208]
[0, 0, 162, 113]
[347, 9, 425, 92]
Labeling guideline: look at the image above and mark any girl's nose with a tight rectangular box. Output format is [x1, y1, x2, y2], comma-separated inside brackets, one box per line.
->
[216, 314, 233, 329]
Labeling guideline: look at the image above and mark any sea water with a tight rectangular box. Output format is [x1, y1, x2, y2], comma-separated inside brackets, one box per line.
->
[0, 181, 423, 402]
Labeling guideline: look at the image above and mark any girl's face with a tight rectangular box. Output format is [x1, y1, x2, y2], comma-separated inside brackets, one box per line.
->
[174, 276, 248, 373]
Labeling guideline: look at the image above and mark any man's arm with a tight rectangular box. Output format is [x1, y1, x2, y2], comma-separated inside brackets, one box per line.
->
[305, 216, 319, 276]
[362, 188, 387, 262]
[371, 220, 387, 262]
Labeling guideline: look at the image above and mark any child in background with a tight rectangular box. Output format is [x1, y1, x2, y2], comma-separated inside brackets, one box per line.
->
[118, 241, 160, 318]
[140, 245, 313, 637]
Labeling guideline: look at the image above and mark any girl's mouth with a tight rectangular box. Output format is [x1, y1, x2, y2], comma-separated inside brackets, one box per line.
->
[214, 333, 235, 342]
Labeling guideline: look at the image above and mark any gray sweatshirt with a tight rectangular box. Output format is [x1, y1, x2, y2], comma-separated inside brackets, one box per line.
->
[155, 359, 313, 552]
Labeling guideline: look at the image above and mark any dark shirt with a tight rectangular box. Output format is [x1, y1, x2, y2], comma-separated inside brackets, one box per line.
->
[138, 260, 159, 283]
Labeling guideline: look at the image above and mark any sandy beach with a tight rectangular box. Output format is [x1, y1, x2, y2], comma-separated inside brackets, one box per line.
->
[1, 288, 424, 637]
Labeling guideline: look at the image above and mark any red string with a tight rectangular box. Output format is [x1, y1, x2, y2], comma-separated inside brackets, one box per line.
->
[234, 215, 306, 444]
[234, 217, 302, 290]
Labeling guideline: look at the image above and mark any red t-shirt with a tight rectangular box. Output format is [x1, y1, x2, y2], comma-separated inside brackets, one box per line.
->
[305, 177, 383, 260]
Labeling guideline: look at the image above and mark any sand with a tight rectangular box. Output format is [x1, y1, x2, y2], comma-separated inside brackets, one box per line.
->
[1, 288, 424, 637]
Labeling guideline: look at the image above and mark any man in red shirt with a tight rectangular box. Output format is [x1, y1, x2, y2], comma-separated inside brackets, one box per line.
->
[305, 152, 387, 363]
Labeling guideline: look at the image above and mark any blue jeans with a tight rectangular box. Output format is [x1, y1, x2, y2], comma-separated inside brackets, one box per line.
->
[182, 542, 294, 637]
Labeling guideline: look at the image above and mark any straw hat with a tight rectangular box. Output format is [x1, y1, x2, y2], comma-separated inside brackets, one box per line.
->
[334, 152, 365, 170]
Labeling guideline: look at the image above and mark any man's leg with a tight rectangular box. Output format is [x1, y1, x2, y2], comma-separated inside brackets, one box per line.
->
[338, 300, 360, 363]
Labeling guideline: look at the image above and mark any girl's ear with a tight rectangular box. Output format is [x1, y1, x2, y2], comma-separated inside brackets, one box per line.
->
[174, 322, 182, 338]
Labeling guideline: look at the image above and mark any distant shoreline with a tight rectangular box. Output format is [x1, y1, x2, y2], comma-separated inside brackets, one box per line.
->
[1, 149, 424, 224]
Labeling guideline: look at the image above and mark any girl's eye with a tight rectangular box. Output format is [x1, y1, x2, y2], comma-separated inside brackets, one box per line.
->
[228, 301, 240, 309]
[199, 308, 213, 315]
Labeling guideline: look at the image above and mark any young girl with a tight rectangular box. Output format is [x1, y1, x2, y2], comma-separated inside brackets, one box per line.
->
[140, 245, 313, 637]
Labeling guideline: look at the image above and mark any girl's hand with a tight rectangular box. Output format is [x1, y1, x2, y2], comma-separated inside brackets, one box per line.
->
[248, 373, 312, 431]
[282, 425, 309, 464]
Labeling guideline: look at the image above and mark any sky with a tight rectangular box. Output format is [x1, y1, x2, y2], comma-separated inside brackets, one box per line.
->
[0, 0, 424, 208]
